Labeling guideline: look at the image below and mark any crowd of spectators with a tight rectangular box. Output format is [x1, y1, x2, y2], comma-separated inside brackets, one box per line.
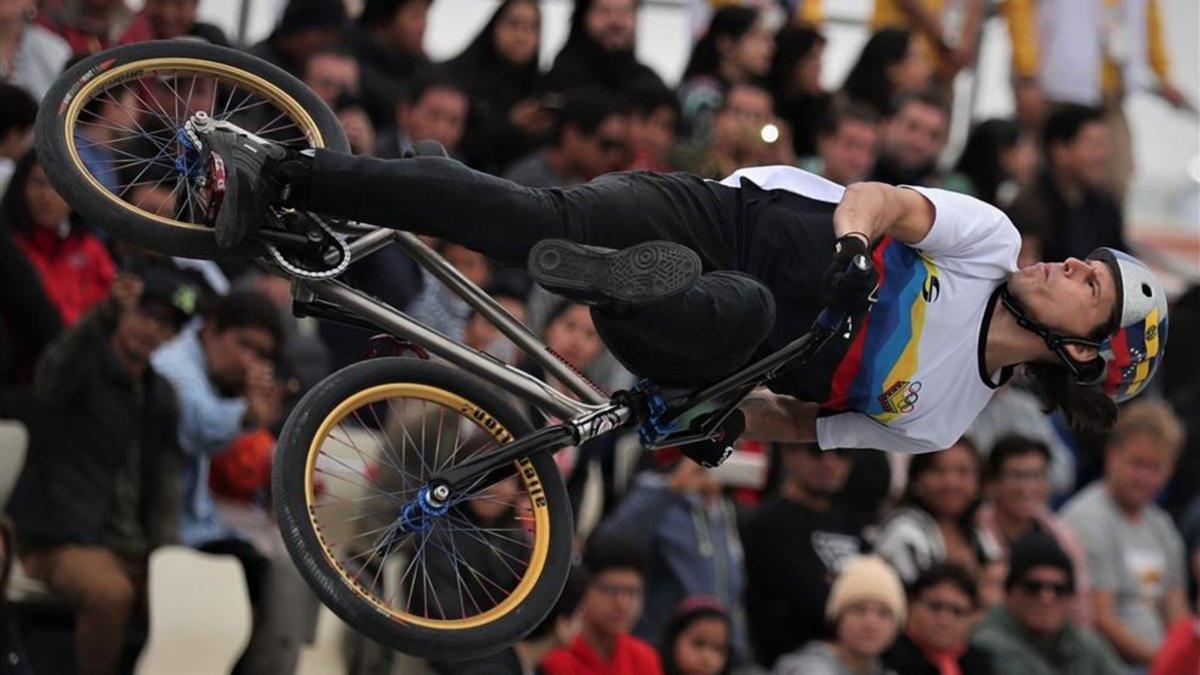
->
[1, 0, 1198, 674]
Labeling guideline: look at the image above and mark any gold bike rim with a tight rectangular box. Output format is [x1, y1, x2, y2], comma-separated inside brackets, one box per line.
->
[62, 57, 326, 231]
[303, 383, 552, 630]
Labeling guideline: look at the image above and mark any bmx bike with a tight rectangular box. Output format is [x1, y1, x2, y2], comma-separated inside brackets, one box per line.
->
[34, 41, 867, 660]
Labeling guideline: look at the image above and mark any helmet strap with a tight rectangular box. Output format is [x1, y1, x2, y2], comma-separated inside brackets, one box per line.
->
[999, 285, 1102, 384]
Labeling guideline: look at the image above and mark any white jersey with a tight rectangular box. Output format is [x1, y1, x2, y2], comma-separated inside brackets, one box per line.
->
[720, 167, 1021, 454]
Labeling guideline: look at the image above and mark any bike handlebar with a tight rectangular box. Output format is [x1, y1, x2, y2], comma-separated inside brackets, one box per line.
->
[815, 253, 873, 331]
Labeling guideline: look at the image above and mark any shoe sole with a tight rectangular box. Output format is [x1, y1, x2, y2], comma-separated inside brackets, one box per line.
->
[528, 239, 701, 305]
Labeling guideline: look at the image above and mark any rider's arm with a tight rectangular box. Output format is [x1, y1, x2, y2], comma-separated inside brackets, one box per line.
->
[832, 182, 936, 246]
[738, 389, 818, 444]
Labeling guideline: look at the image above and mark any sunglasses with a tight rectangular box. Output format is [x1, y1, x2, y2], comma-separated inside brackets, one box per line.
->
[1018, 579, 1072, 597]
[921, 598, 972, 618]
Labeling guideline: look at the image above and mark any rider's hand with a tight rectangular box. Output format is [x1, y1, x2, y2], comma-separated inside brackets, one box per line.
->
[820, 234, 877, 313]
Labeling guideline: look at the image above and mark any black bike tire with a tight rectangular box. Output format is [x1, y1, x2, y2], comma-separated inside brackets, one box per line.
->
[273, 357, 574, 660]
[34, 40, 350, 260]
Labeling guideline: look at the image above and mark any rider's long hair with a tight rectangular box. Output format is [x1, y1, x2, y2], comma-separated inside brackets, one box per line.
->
[1025, 361, 1118, 432]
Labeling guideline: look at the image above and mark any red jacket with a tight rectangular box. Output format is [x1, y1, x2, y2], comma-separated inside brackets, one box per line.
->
[14, 226, 114, 327]
[541, 634, 662, 675]
[36, 0, 152, 55]
[1150, 617, 1199, 675]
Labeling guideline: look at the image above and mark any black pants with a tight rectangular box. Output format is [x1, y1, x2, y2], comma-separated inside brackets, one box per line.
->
[304, 152, 838, 390]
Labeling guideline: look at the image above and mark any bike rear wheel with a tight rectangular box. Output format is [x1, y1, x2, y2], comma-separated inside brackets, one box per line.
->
[273, 358, 573, 660]
[34, 41, 349, 259]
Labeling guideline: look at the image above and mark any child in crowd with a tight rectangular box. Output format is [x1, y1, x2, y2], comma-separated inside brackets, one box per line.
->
[661, 596, 732, 675]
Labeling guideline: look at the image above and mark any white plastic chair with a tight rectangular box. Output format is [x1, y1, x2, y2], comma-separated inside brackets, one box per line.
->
[135, 546, 252, 675]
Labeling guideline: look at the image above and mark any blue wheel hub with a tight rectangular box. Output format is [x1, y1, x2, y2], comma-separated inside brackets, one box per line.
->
[397, 486, 451, 534]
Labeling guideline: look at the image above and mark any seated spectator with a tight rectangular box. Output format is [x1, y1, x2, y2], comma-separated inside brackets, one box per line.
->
[1006, 104, 1126, 263]
[869, 91, 949, 187]
[598, 457, 748, 662]
[883, 563, 994, 675]
[376, 72, 469, 159]
[967, 379, 1077, 497]
[446, 0, 550, 174]
[743, 442, 865, 667]
[37, 0, 151, 55]
[505, 89, 629, 188]
[841, 28, 932, 117]
[71, 72, 140, 193]
[626, 83, 680, 172]
[0, 83, 36, 196]
[406, 241, 492, 342]
[4, 149, 115, 327]
[768, 24, 829, 159]
[869, 0, 982, 85]
[660, 596, 732, 675]
[680, 83, 788, 179]
[461, 285, 529, 366]
[249, 0, 346, 78]
[944, 119, 1036, 208]
[679, 6, 775, 143]
[445, 567, 585, 675]
[303, 47, 360, 109]
[976, 434, 1091, 623]
[0, 0, 71, 99]
[542, 533, 663, 675]
[801, 102, 880, 186]
[773, 555, 906, 675]
[151, 291, 316, 673]
[1061, 400, 1189, 667]
[875, 438, 1002, 600]
[542, 0, 665, 100]
[971, 532, 1125, 675]
[0, 212, 61, 387]
[127, 0, 228, 44]
[346, 0, 432, 129]
[7, 266, 196, 675]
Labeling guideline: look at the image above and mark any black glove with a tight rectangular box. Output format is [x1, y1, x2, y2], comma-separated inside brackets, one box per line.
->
[820, 234, 878, 313]
[679, 409, 745, 468]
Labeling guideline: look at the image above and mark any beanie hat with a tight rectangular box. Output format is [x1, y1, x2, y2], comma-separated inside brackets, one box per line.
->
[825, 555, 906, 624]
[1005, 531, 1075, 593]
[275, 0, 347, 37]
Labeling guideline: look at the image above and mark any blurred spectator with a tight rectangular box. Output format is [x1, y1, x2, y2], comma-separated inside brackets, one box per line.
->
[1060, 400, 1189, 667]
[151, 291, 315, 674]
[376, 72, 468, 158]
[542, 0, 666, 99]
[461, 285, 529, 366]
[303, 47, 359, 109]
[446, 0, 550, 174]
[72, 73, 139, 193]
[36, 0, 151, 55]
[875, 438, 1002, 598]
[967, 379, 1076, 496]
[0, 82, 36, 195]
[768, 24, 828, 159]
[976, 434, 1092, 623]
[7, 267, 195, 675]
[542, 533, 663, 675]
[971, 532, 1126, 675]
[4, 149, 115, 326]
[406, 241, 491, 341]
[679, 6, 774, 143]
[505, 89, 629, 187]
[445, 567, 586, 675]
[348, 0, 432, 129]
[235, 271, 329, 411]
[1006, 104, 1126, 264]
[1001, 0, 1188, 198]
[660, 596, 732, 675]
[870, 0, 983, 85]
[125, 0, 228, 44]
[801, 101, 879, 186]
[0, 216, 61, 387]
[0, 0, 71, 99]
[743, 442, 865, 668]
[773, 555, 905, 675]
[1161, 285, 1199, 518]
[249, 0, 346, 78]
[681, 83, 789, 179]
[841, 28, 932, 117]
[882, 563, 994, 675]
[869, 91, 949, 187]
[626, 83, 679, 172]
[943, 119, 1036, 208]
[597, 458, 748, 662]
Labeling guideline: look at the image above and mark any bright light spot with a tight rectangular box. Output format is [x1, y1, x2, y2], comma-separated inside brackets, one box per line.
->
[760, 124, 780, 144]
[1188, 154, 1200, 183]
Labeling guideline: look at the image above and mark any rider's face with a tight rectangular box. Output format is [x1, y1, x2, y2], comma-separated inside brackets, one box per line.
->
[1008, 257, 1117, 345]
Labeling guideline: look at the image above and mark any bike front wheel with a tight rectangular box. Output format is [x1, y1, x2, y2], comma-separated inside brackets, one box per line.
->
[273, 357, 573, 660]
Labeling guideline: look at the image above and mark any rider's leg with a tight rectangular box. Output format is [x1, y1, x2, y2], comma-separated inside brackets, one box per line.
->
[293, 150, 738, 269]
[591, 271, 776, 386]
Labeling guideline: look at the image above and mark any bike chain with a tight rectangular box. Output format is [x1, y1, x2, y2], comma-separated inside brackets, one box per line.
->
[263, 215, 352, 280]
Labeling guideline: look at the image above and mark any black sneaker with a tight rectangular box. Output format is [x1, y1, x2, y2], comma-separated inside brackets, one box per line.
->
[527, 239, 701, 306]
[192, 117, 293, 249]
